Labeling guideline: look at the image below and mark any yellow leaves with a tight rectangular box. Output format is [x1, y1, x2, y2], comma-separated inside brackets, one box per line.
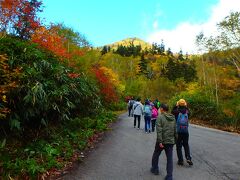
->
[186, 82, 200, 95]
[118, 84, 125, 94]
[150, 61, 160, 72]
[2, 95, 7, 103]
[0, 54, 21, 118]
[223, 108, 235, 117]
[99, 66, 125, 93]
[220, 79, 240, 90]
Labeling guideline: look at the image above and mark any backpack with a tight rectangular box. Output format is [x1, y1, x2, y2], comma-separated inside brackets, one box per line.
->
[129, 100, 134, 108]
[176, 113, 189, 133]
[144, 105, 151, 116]
[152, 108, 158, 118]
[157, 101, 161, 109]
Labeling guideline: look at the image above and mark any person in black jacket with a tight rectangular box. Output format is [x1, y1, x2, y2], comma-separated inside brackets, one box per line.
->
[171, 99, 193, 166]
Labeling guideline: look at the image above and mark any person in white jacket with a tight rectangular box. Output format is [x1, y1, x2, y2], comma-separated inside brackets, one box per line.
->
[132, 97, 144, 129]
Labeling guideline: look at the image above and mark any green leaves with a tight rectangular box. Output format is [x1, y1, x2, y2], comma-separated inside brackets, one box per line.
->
[0, 138, 6, 149]
[10, 119, 21, 130]
[0, 36, 102, 131]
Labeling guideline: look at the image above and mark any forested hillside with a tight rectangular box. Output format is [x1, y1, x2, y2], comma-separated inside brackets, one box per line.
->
[0, 0, 239, 178]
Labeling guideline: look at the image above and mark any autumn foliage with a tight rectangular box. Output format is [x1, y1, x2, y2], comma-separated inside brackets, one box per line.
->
[31, 26, 71, 59]
[92, 65, 119, 104]
[0, 55, 21, 119]
[31, 25, 84, 69]
[0, 0, 42, 39]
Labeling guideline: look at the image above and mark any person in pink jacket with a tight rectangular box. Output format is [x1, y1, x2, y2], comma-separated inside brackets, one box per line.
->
[151, 103, 159, 132]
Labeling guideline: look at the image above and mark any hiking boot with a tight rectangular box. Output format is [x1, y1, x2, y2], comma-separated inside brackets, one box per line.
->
[150, 168, 159, 175]
[177, 161, 184, 166]
[165, 175, 173, 180]
[186, 159, 193, 166]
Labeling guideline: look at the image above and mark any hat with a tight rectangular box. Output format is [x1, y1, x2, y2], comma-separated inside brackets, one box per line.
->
[177, 99, 187, 106]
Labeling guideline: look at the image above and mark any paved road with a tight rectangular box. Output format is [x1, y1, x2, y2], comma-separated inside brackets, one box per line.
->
[64, 113, 240, 180]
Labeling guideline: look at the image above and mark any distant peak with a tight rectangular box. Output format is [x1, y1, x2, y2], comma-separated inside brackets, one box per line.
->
[104, 37, 151, 49]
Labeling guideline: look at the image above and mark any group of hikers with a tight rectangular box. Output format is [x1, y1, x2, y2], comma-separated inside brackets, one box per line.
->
[127, 97, 193, 180]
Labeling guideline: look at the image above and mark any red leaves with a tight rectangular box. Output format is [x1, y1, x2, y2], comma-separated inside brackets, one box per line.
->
[67, 73, 80, 79]
[31, 25, 84, 69]
[92, 66, 118, 104]
[0, 0, 42, 39]
[31, 26, 71, 60]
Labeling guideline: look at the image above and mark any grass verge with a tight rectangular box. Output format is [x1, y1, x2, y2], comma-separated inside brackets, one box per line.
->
[0, 111, 117, 179]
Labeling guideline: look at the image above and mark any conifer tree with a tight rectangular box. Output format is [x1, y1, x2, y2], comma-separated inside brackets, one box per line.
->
[159, 40, 165, 55]
[101, 45, 108, 55]
[138, 53, 148, 75]
[178, 49, 184, 61]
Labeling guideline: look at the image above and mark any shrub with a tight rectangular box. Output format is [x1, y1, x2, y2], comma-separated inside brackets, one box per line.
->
[0, 36, 102, 132]
[169, 89, 225, 124]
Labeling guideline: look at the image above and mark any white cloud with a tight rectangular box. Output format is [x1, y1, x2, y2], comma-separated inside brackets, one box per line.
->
[153, 21, 159, 29]
[147, 0, 240, 54]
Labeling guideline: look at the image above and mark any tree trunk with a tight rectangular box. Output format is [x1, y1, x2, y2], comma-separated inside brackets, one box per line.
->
[213, 62, 219, 106]
[231, 52, 240, 77]
[201, 56, 206, 85]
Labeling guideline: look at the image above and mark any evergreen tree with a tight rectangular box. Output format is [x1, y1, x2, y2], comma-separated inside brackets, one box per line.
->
[114, 43, 142, 57]
[144, 47, 149, 55]
[165, 57, 197, 82]
[134, 45, 142, 57]
[151, 42, 158, 54]
[166, 48, 173, 56]
[183, 61, 198, 82]
[101, 45, 108, 55]
[165, 57, 178, 81]
[158, 40, 165, 55]
[177, 49, 185, 61]
[116, 44, 125, 56]
[107, 46, 111, 52]
[138, 54, 148, 75]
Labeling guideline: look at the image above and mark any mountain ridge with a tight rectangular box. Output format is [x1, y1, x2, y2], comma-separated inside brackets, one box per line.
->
[103, 37, 152, 50]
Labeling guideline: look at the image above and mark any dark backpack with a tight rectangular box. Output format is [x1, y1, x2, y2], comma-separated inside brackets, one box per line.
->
[129, 100, 134, 108]
[177, 112, 189, 133]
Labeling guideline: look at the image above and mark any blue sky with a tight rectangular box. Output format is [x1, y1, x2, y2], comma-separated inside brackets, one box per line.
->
[40, 0, 240, 53]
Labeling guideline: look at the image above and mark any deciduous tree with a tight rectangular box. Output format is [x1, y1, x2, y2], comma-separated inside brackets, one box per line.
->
[0, 0, 43, 39]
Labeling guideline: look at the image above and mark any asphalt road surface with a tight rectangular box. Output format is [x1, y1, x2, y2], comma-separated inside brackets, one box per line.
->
[64, 113, 240, 180]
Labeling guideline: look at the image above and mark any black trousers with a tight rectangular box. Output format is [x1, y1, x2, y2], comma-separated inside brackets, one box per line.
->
[176, 133, 191, 162]
[134, 115, 141, 128]
[151, 142, 173, 180]
[151, 119, 156, 132]
[128, 107, 132, 116]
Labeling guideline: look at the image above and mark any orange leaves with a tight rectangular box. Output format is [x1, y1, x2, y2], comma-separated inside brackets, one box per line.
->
[0, 0, 20, 15]
[31, 26, 70, 60]
[31, 25, 84, 68]
[0, 0, 42, 38]
[0, 0, 19, 27]
[92, 65, 119, 104]
[67, 73, 80, 79]
[99, 66, 125, 93]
